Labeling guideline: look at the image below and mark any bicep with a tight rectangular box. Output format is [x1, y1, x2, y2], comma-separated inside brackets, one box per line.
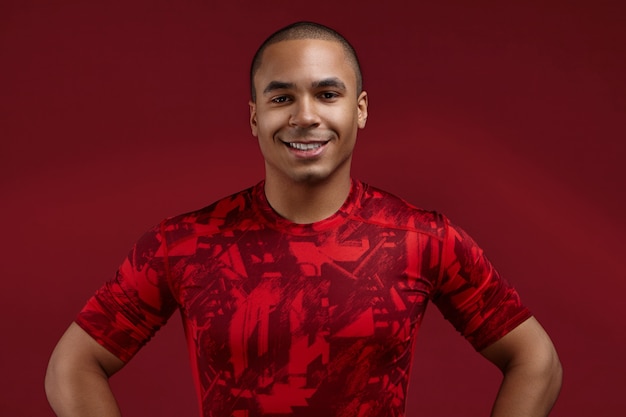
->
[480, 316, 558, 372]
[48, 322, 125, 378]
[45, 323, 126, 416]
[479, 318, 563, 416]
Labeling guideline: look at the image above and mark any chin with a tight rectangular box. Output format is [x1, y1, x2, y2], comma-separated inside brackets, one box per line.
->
[290, 162, 352, 186]
[291, 172, 329, 185]
[281, 166, 332, 183]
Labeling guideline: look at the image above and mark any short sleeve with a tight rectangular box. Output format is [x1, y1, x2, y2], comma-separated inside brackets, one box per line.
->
[75, 221, 178, 362]
[431, 218, 532, 351]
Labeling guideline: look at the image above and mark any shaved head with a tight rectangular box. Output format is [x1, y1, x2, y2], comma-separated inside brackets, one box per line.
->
[250, 21, 363, 101]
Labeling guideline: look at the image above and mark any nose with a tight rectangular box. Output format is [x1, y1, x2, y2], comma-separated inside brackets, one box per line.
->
[289, 97, 320, 128]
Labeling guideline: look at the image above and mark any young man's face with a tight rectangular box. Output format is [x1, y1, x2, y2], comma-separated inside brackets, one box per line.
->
[249, 39, 368, 186]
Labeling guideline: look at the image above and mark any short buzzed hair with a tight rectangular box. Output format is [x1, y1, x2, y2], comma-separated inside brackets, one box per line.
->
[249, 21, 363, 101]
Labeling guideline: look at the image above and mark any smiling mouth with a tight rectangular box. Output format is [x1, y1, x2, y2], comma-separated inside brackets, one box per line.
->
[285, 141, 329, 150]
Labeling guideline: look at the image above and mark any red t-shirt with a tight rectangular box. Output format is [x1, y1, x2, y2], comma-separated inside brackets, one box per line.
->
[76, 180, 531, 417]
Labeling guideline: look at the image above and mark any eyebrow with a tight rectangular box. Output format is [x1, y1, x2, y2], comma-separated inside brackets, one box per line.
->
[263, 81, 295, 95]
[312, 77, 347, 91]
[262, 77, 347, 95]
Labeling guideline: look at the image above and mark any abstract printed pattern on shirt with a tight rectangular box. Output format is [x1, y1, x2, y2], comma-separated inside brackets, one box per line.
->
[77, 180, 531, 417]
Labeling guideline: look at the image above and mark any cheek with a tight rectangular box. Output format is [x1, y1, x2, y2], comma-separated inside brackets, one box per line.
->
[332, 109, 359, 133]
[256, 112, 283, 137]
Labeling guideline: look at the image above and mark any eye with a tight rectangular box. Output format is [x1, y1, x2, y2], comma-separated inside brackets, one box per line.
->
[319, 91, 339, 100]
[271, 95, 291, 104]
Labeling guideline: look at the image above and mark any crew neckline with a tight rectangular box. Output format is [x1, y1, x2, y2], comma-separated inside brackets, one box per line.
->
[252, 179, 364, 235]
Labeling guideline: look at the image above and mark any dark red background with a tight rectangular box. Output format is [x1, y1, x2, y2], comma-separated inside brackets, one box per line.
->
[1, 1, 625, 416]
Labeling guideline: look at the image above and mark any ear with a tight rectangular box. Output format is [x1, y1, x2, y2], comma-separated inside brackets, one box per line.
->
[357, 91, 368, 129]
[249, 100, 258, 137]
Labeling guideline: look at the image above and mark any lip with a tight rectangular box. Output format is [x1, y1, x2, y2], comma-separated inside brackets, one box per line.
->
[282, 139, 330, 158]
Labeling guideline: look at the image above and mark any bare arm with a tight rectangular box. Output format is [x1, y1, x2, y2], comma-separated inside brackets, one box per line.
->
[45, 322, 125, 417]
[481, 317, 562, 417]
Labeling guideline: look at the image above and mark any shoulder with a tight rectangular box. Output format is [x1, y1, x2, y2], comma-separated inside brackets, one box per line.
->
[354, 181, 448, 240]
[159, 184, 261, 246]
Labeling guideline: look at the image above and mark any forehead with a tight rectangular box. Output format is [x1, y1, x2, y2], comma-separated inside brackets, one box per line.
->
[255, 39, 356, 89]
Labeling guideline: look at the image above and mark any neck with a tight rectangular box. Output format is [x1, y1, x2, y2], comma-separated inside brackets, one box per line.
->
[264, 174, 351, 224]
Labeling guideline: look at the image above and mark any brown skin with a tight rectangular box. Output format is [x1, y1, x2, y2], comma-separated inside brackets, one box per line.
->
[249, 39, 368, 224]
[480, 317, 562, 417]
[45, 38, 562, 416]
[45, 323, 124, 417]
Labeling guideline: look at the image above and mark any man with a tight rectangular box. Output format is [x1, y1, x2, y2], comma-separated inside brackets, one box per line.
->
[45, 22, 562, 417]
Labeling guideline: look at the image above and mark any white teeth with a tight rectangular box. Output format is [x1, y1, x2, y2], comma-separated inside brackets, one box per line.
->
[288, 142, 323, 150]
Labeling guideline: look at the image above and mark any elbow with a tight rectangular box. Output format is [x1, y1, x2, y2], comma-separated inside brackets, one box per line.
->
[45, 352, 65, 410]
[546, 346, 563, 396]
[532, 336, 562, 393]
[535, 344, 563, 412]
[44, 345, 81, 411]
[521, 339, 563, 392]
[515, 339, 563, 404]
[511, 322, 563, 392]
